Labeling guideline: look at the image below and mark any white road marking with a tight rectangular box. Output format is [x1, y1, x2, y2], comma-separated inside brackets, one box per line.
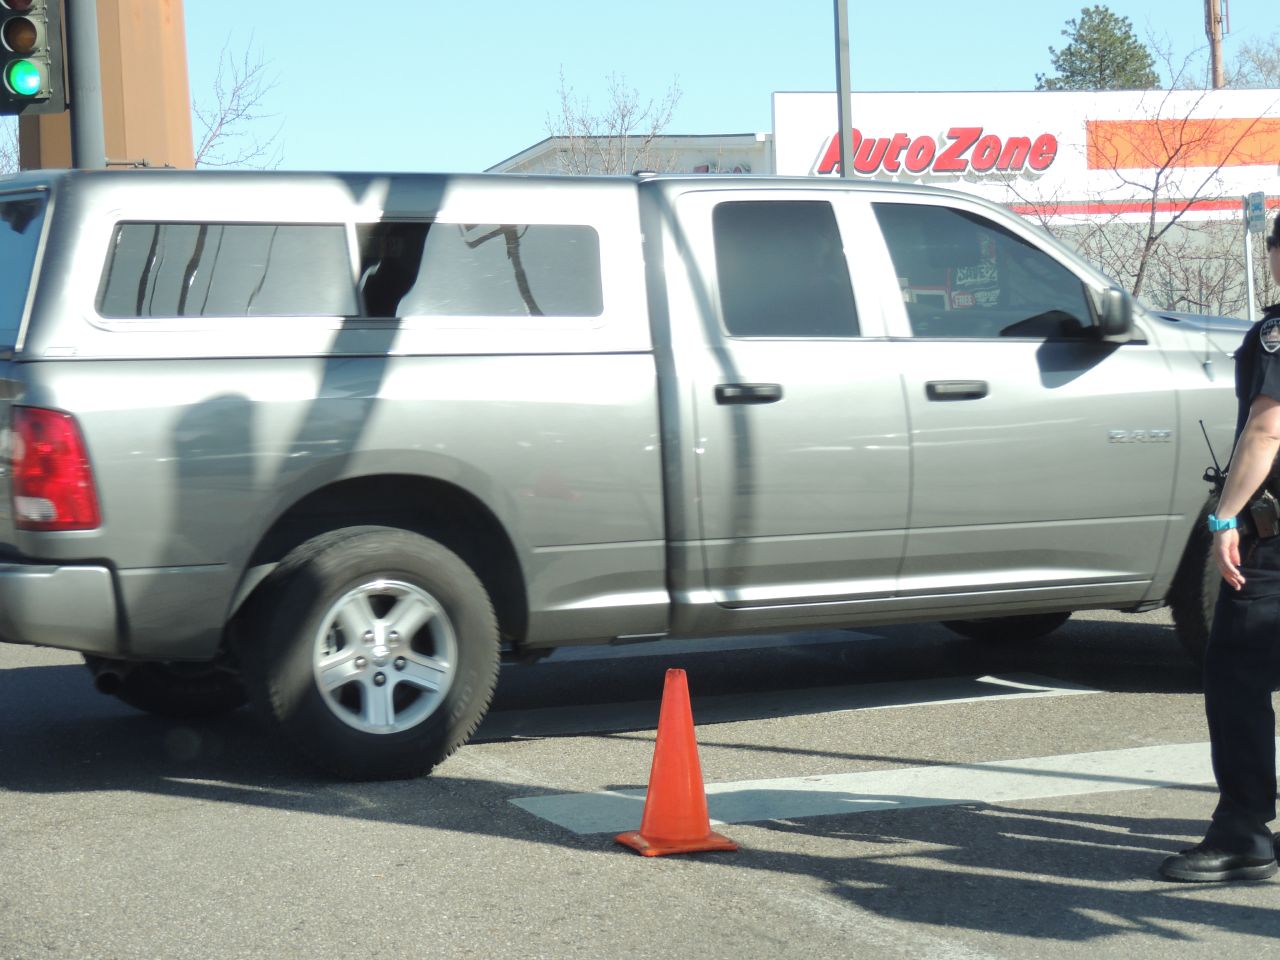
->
[509, 740, 1256, 835]
[476, 672, 1096, 741]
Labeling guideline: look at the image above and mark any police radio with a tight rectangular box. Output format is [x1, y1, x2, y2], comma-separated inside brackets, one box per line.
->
[1200, 420, 1226, 496]
[1200, 419, 1280, 539]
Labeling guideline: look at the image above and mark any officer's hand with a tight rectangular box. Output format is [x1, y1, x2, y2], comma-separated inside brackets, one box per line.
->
[1214, 528, 1245, 590]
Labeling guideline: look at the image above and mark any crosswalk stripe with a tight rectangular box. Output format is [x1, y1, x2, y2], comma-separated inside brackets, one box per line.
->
[508, 740, 1256, 835]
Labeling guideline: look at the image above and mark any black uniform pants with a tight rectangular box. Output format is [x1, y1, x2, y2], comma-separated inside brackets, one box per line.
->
[1204, 533, 1280, 859]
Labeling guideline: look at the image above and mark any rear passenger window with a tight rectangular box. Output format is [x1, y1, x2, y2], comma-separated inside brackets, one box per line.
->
[712, 200, 859, 337]
[98, 223, 356, 318]
[872, 203, 1093, 339]
[356, 222, 602, 318]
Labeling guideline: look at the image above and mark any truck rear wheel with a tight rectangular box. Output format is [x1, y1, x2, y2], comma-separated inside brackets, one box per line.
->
[240, 526, 499, 781]
[941, 612, 1071, 643]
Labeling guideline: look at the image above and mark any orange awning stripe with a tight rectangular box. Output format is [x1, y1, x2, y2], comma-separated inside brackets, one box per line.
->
[1009, 197, 1280, 218]
[1086, 117, 1280, 170]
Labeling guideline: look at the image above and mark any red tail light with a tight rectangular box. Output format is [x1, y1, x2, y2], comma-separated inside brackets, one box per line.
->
[11, 407, 102, 531]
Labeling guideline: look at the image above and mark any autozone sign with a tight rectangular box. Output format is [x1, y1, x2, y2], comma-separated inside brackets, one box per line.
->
[813, 127, 1059, 178]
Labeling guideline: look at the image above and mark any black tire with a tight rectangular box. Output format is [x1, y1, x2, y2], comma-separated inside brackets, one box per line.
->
[239, 526, 499, 781]
[1170, 506, 1216, 668]
[83, 656, 247, 719]
[941, 611, 1072, 643]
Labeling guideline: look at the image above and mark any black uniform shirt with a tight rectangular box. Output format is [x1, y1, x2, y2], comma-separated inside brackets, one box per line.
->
[1235, 302, 1280, 439]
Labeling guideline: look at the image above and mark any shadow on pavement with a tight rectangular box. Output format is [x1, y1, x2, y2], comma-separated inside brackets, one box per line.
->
[735, 801, 1277, 943]
[0, 612, 1248, 946]
[488, 615, 1201, 720]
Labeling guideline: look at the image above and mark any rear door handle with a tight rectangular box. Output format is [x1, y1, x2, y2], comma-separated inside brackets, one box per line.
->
[715, 383, 784, 405]
[925, 380, 989, 401]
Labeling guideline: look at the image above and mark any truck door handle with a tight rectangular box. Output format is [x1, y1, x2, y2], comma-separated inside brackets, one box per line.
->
[715, 383, 784, 405]
[925, 380, 988, 401]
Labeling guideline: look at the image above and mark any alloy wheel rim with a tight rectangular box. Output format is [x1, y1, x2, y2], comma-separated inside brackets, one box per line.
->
[311, 579, 457, 735]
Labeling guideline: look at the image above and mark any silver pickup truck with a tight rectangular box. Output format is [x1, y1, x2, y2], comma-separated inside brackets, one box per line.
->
[0, 169, 1242, 779]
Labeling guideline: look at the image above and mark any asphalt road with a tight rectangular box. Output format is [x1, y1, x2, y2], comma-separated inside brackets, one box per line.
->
[1, 609, 1277, 960]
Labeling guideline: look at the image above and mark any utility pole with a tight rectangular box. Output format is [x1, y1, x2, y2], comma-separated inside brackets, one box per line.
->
[833, 0, 853, 178]
[1205, 0, 1228, 89]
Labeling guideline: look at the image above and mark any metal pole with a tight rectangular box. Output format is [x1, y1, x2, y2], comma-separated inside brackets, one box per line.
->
[65, 0, 106, 169]
[1205, 0, 1225, 89]
[1245, 199, 1258, 324]
[834, 0, 854, 178]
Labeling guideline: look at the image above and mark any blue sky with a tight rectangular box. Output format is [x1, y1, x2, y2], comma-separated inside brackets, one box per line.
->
[180, 1, 1276, 173]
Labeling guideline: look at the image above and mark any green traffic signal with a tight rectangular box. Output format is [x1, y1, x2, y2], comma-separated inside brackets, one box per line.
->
[0, 0, 63, 115]
[4, 58, 40, 97]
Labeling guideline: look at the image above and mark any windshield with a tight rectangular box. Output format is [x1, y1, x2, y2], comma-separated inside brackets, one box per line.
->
[0, 194, 48, 349]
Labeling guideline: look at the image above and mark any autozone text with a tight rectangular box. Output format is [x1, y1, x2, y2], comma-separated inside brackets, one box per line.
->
[814, 127, 1059, 178]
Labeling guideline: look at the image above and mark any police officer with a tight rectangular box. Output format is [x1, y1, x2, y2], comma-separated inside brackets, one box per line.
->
[1160, 214, 1280, 882]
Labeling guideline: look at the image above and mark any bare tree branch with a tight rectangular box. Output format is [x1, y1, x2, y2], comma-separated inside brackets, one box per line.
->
[3, 38, 282, 173]
[997, 39, 1277, 317]
[1083, 79, 1277, 299]
[193, 38, 283, 169]
[1229, 31, 1280, 88]
[1146, 32, 1209, 90]
[0, 117, 19, 174]
[545, 69, 682, 174]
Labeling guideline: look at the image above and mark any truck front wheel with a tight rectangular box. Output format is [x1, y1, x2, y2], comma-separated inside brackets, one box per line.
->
[241, 527, 500, 781]
[1170, 515, 1216, 668]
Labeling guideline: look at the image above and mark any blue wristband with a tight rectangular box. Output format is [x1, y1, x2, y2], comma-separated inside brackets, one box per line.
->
[1208, 514, 1238, 532]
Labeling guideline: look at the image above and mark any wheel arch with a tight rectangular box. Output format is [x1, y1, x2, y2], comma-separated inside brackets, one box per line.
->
[227, 474, 528, 655]
[1170, 497, 1215, 589]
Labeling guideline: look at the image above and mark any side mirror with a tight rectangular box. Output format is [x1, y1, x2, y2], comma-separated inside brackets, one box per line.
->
[1096, 286, 1133, 339]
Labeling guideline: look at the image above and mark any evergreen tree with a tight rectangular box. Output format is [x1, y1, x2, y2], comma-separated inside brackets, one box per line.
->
[1036, 5, 1160, 90]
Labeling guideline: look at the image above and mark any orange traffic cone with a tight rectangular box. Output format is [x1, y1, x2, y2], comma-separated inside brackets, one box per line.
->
[616, 668, 738, 856]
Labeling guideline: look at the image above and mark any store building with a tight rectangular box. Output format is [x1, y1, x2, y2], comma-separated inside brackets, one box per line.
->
[774, 90, 1280, 227]
[491, 89, 1280, 226]
[488, 132, 773, 177]
[490, 89, 1280, 313]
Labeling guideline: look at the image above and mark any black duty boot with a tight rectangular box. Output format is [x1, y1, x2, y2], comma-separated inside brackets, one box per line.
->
[1159, 842, 1278, 883]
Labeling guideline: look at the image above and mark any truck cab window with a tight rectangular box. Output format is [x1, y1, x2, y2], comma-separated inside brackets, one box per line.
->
[712, 200, 859, 337]
[872, 202, 1093, 339]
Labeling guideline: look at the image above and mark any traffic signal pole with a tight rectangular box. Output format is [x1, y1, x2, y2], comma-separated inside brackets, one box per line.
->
[65, 0, 105, 168]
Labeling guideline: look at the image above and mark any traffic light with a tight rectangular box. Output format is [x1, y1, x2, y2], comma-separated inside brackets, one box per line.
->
[1, 0, 65, 115]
